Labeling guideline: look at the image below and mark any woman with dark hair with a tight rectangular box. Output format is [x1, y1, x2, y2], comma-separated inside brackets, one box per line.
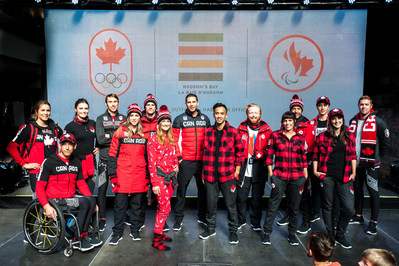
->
[7, 100, 62, 195]
[147, 105, 179, 251]
[313, 108, 356, 249]
[261, 111, 308, 246]
[108, 103, 149, 245]
[64, 98, 98, 193]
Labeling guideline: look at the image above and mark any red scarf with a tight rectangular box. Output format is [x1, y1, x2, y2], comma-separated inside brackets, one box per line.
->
[349, 110, 377, 165]
[73, 115, 89, 125]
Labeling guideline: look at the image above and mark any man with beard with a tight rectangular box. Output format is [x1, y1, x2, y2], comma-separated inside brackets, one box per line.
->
[172, 94, 211, 231]
[236, 104, 272, 231]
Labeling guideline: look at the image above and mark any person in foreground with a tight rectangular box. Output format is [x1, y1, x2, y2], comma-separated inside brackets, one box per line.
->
[308, 231, 341, 266]
[358, 248, 397, 266]
[35, 133, 102, 252]
[147, 105, 179, 251]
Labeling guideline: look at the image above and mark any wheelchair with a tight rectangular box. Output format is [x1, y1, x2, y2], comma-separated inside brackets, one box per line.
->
[23, 198, 100, 257]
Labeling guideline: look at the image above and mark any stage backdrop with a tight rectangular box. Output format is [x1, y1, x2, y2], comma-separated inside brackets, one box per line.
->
[45, 10, 367, 130]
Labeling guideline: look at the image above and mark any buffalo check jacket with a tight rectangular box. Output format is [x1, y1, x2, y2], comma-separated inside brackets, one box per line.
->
[312, 130, 356, 183]
[203, 122, 245, 183]
[266, 130, 307, 181]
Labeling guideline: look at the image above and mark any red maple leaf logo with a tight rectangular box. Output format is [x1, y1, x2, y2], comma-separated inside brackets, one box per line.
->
[96, 38, 126, 72]
[284, 42, 314, 77]
[362, 147, 374, 156]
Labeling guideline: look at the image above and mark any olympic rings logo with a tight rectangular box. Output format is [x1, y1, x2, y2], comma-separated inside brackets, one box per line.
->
[95, 73, 128, 89]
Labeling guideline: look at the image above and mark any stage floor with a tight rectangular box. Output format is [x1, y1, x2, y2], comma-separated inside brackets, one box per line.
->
[1, 177, 398, 266]
[0, 207, 398, 266]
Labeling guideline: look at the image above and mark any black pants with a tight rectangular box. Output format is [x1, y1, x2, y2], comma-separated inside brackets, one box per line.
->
[308, 162, 322, 216]
[354, 166, 380, 221]
[263, 176, 306, 236]
[113, 192, 144, 236]
[204, 179, 238, 233]
[97, 159, 109, 220]
[174, 160, 206, 223]
[236, 176, 265, 227]
[85, 176, 95, 194]
[321, 176, 354, 238]
[56, 195, 96, 238]
[77, 196, 96, 236]
[29, 173, 38, 193]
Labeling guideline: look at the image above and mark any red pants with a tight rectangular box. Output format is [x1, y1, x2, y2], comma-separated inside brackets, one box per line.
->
[154, 182, 174, 234]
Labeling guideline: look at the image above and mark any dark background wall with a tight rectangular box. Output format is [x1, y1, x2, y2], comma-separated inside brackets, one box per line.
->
[0, 6, 398, 177]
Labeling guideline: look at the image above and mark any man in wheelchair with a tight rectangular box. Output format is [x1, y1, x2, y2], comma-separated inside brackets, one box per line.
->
[35, 133, 103, 252]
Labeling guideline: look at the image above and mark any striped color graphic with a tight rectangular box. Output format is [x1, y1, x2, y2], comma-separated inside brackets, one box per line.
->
[179, 73, 223, 81]
[178, 33, 223, 81]
[179, 46, 223, 55]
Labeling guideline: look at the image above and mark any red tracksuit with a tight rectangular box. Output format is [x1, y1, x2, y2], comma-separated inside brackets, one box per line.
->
[147, 134, 179, 235]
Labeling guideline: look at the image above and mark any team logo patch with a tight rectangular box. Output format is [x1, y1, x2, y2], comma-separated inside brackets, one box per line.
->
[271, 182, 275, 189]
[183, 116, 187, 120]
[90, 126, 95, 133]
[201, 115, 204, 120]
[241, 135, 247, 141]
[385, 129, 390, 137]
[299, 187, 304, 195]
[103, 116, 108, 121]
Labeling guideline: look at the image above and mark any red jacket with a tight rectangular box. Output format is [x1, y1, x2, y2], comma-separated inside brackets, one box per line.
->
[36, 153, 91, 207]
[108, 125, 149, 193]
[141, 113, 158, 137]
[303, 116, 329, 153]
[313, 130, 357, 183]
[238, 120, 272, 160]
[7, 119, 62, 174]
[203, 122, 244, 183]
[172, 109, 211, 161]
[266, 130, 308, 181]
[147, 134, 179, 188]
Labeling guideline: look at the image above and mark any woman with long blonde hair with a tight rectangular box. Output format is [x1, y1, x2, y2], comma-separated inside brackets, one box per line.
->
[108, 103, 149, 245]
[147, 105, 179, 251]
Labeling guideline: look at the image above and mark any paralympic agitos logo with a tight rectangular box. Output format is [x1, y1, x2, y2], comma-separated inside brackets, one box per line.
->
[89, 29, 133, 96]
[267, 35, 324, 92]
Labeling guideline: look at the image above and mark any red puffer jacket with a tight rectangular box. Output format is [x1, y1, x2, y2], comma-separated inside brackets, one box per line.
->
[108, 125, 149, 193]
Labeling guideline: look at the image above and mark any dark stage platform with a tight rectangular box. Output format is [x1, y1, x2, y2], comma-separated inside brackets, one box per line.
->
[0, 179, 398, 266]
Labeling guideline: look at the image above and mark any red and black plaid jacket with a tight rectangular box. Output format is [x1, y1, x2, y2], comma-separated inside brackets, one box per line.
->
[312, 130, 356, 183]
[266, 130, 307, 181]
[203, 122, 244, 183]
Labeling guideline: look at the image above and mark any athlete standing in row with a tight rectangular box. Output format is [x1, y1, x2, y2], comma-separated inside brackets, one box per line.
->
[147, 105, 179, 251]
[237, 103, 271, 231]
[172, 94, 210, 230]
[7, 100, 62, 196]
[64, 98, 98, 193]
[96, 93, 126, 231]
[108, 104, 149, 245]
[349, 95, 390, 235]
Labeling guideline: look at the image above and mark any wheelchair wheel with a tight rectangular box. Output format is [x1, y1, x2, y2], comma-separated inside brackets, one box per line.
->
[23, 199, 66, 254]
[64, 247, 74, 257]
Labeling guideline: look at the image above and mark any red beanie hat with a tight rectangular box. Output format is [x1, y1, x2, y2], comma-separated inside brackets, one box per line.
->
[157, 105, 171, 124]
[290, 94, 304, 111]
[144, 93, 157, 108]
[127, 103, 142, 117]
